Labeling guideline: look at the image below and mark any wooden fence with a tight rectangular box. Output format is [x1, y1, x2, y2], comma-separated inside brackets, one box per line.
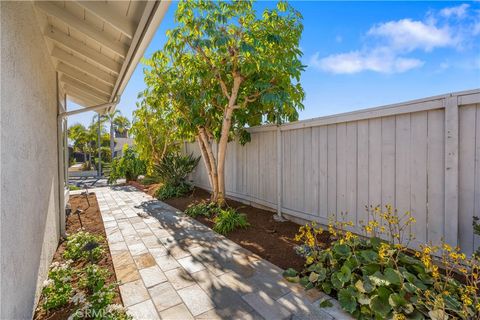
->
[184, 89, 480, 255]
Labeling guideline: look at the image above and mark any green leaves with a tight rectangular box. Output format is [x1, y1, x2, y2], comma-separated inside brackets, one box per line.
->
[370, 295, 392, 317]
[338, 287, 357, 314]
[384, 268, 402, 286]
[333, 244, 351, 257]
[337, 265, 352, 283]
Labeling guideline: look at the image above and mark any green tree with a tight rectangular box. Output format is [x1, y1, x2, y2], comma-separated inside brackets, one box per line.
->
[131, 99, 177, 173]
[68, 123, 89, 163]
[113, 115, 131, 138]
[142, 0, 304, 204]
[104, 110, 121, 160]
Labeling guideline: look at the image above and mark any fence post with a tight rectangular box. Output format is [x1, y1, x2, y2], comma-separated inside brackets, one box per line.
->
[275, 126, 285, 221]
[444, 95, 459, 247]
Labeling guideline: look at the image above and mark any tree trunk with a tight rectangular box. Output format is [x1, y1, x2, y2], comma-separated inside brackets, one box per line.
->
[196, 135, 214, 193]
[215, 76, 242, 205]
[216, 107, 234, 205]
[198, 128, 219, 202]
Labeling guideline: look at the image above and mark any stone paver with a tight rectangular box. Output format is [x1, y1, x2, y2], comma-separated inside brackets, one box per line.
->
[160, 303, 194, 320]
[139, 265, 167, 288]
[94, 186, 351, 319]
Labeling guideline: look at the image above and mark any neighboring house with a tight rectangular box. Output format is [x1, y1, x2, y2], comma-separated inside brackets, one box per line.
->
[0, 1, 169, 318]
[114, 137, 135, 158]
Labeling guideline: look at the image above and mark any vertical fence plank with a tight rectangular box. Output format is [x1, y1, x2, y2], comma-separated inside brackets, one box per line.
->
[459, 104, 476, 255]
[282, 131, 291, 209]
[318, 126, 328, 218]
[475, 104, 480, 254]
[328, 125, 337, 218]
[381, 116, 396, 208]
[276, 128, 282, 216]
[427, 110, 445, 245]
[357, 120, 369, 225]
[346, 122, 358, 225]
[337, 123, 347, 216]
[445, 96, 459, 247]
[395, 114, 411, 217]
[411, 112, 428, 246]
[369, 118, 382, 208]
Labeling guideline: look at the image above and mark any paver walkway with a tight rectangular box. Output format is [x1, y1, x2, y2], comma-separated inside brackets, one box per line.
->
[94, 186, 352, 320]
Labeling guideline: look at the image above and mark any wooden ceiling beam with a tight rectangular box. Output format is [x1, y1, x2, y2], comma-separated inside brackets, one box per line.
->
[35, 1, 128, 58]
[76, 1, 137, 39]
[61, 74, 111, 102]
[57, 62, 113, 95]
[45, 26, 122, 74]
[52, 46, 116, 85]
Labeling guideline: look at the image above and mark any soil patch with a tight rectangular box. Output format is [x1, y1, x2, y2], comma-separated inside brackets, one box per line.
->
[128, 182, 311, 271]
[34, 194, 121, 320]
[127, 180, 160, 197]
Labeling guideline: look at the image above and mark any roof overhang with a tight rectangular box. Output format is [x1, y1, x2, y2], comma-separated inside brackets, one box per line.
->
[34, 1, 170, 115]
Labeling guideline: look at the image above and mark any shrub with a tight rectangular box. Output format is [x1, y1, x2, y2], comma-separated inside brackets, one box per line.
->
[155, 182, 193, 200]
[153, 152, 200, 187]
[41, 261, 74, 310]
[71, 265, 122, 319]
[63, 231, 105, 262]
[213, 207, 249, 235]
[286, 206, 480, 319]
[152, 152, 200, 200]
[68, 185, 81, 191]
[184, 201, 217, 218]
[78, 264, 110, 293]
[108, 145, 146, 183]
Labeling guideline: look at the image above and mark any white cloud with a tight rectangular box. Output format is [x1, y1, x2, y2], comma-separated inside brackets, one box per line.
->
[367, 19, 455, 52]
[309, 3, 478, 75]
[310, 49, 424, 74]
[440, 4, 470, 18]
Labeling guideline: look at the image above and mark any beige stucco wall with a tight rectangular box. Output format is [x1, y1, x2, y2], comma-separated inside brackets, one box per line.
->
[1, 2, 61, 318]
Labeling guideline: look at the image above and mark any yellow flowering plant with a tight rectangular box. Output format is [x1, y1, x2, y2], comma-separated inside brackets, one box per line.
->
[284, 205, 479, 319]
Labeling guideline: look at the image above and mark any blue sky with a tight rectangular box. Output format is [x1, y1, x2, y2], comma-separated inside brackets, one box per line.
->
[68, 1, 480, 127]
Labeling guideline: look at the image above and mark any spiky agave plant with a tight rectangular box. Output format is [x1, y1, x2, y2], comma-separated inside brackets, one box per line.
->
[153, 152, 200, 187]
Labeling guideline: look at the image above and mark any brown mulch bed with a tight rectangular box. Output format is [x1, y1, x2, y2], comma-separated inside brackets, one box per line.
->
[34, 194, 121, 320]
[127, 180, 160, 197]
[128, 181, 314, 271]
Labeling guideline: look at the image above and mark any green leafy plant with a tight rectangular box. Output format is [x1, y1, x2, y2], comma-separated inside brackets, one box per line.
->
[63, 231, 105, 262]
[79, 264, 110, 293]
[108, 145, 146, 183]
[287, 206, 480, 319]
[153, 152, 200, 200]
[68, 185, 81, 191]
[153, 152, 200, 186]
[213, 207, 249, 235]
[155, 182, 193, 200]
[184, 201, 217, 218]
[41, 261, 73, 311]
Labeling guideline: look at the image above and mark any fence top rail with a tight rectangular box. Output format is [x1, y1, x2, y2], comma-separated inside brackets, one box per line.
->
[247, 88, 480, 133]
